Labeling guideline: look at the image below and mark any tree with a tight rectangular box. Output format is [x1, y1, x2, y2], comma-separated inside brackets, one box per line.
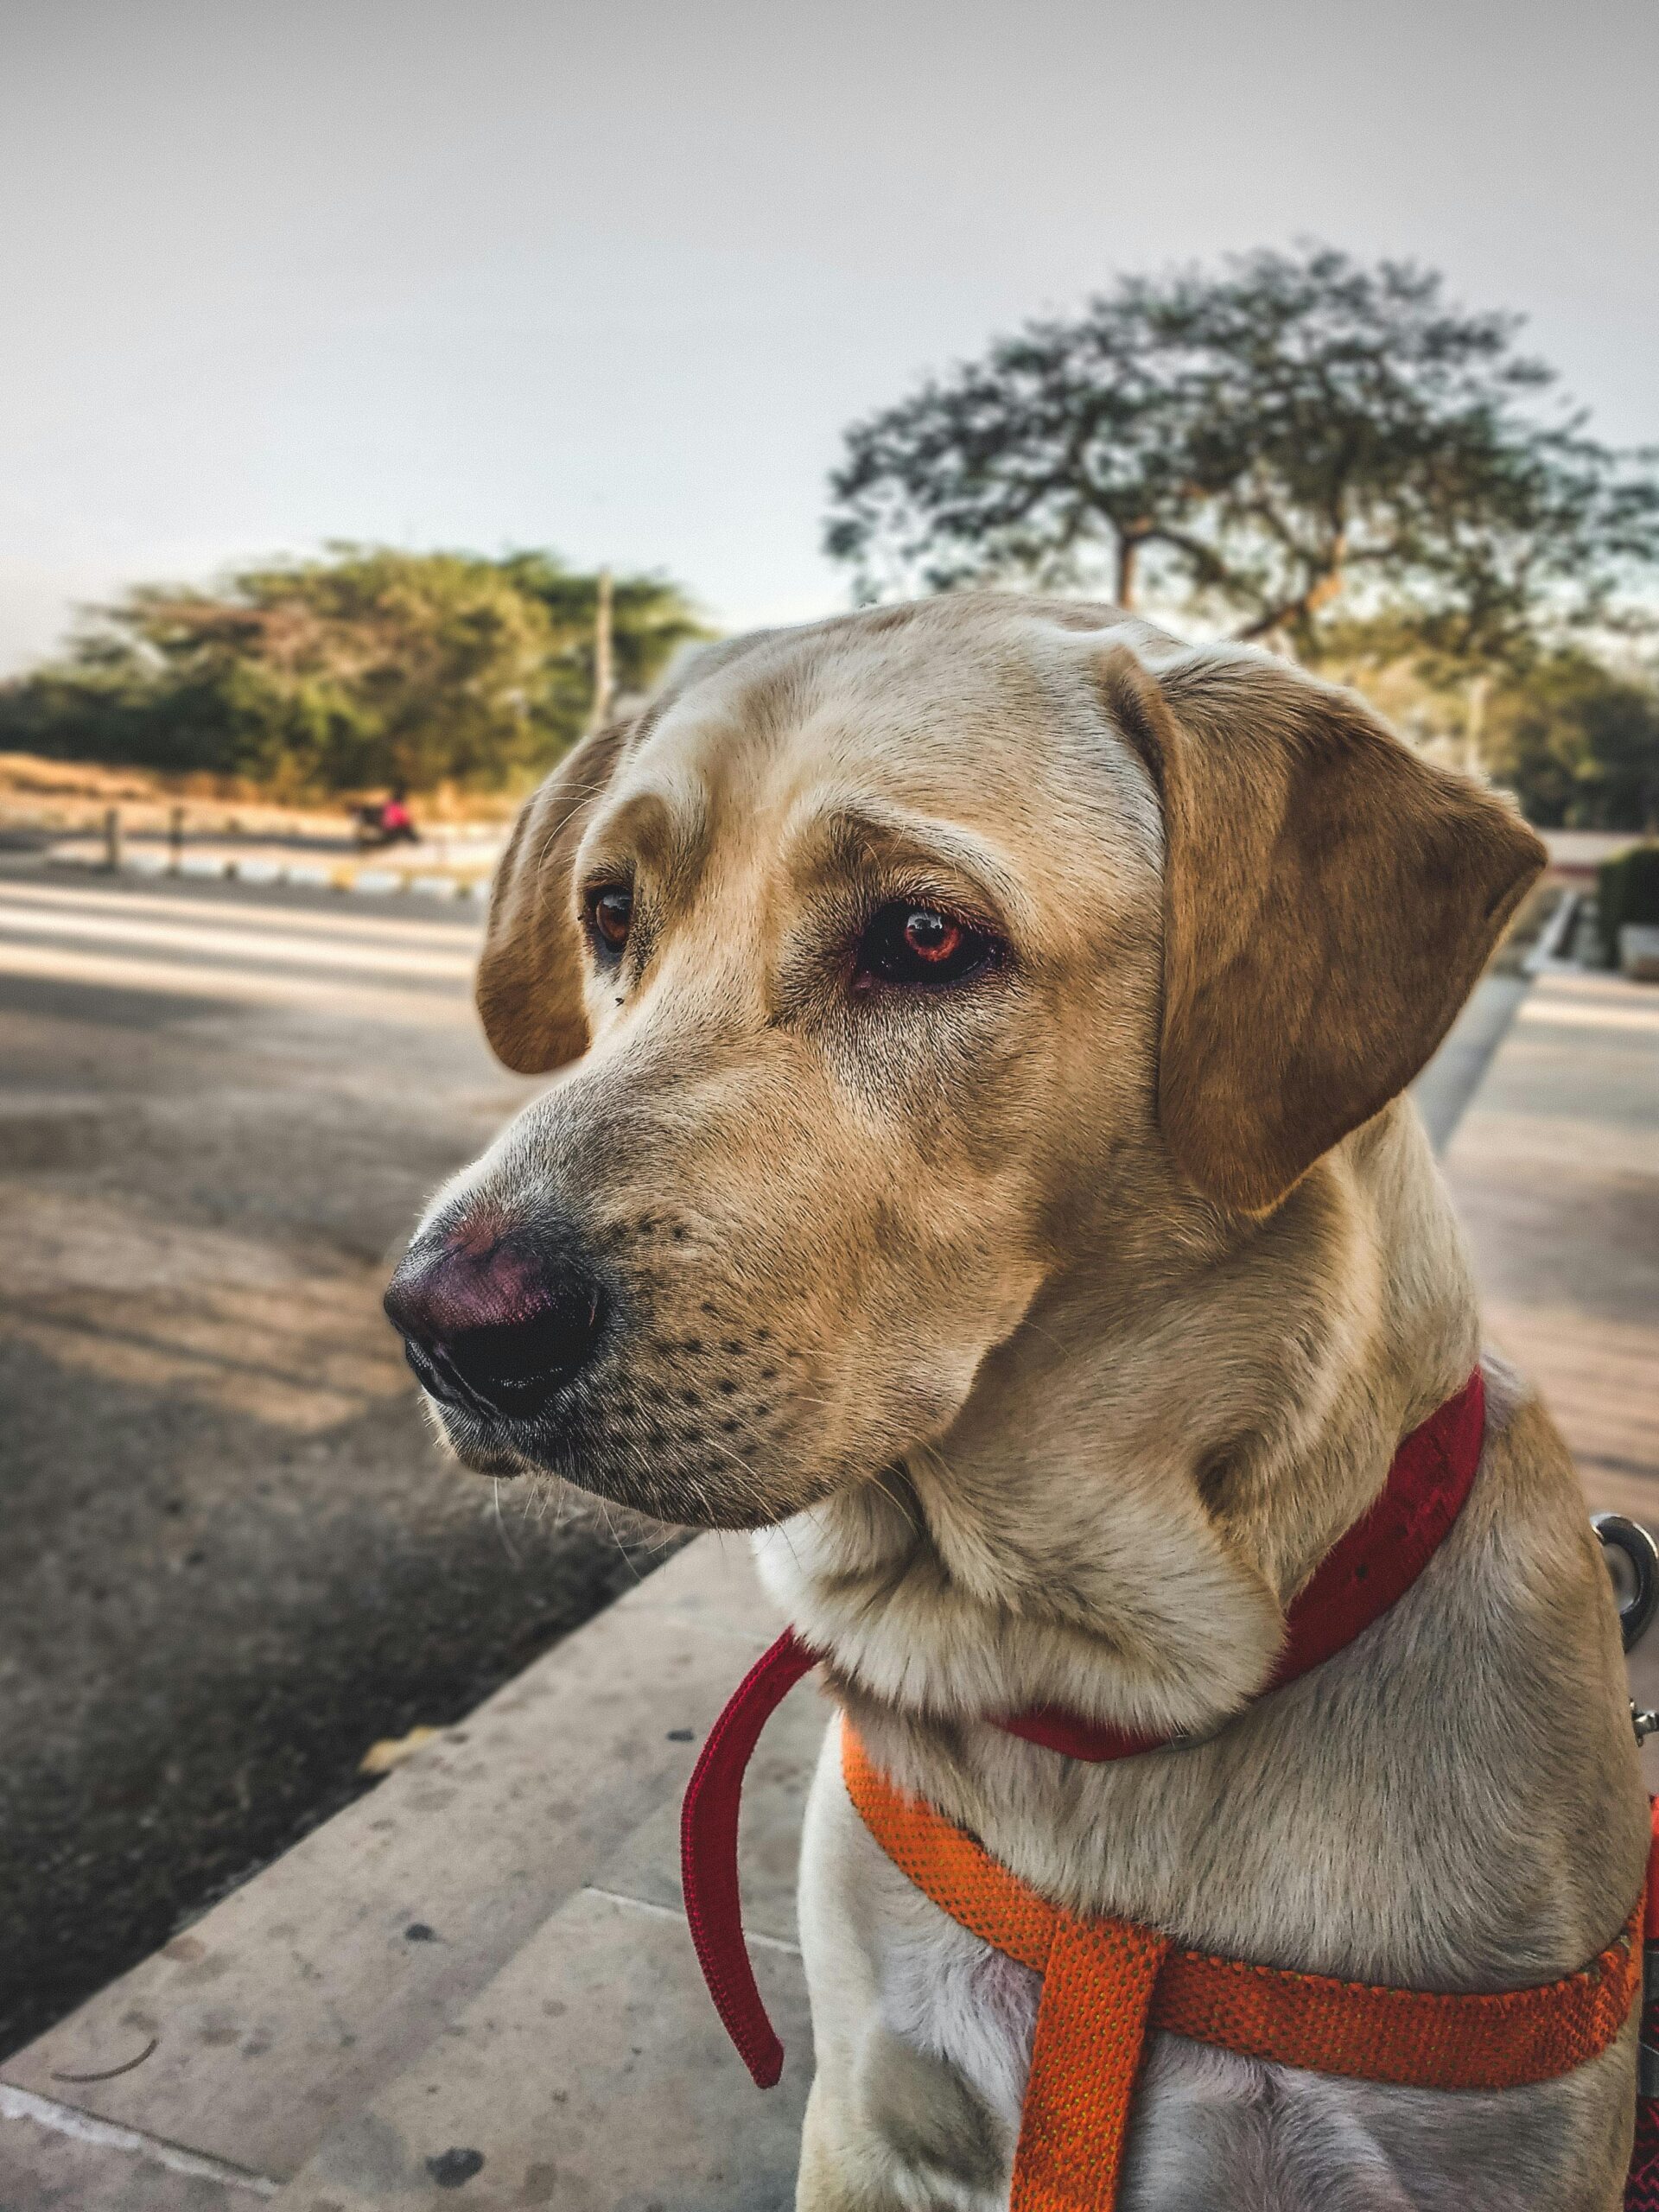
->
[824, 247, 1659, 663]
[827, 301, 1192, 608]
[0, 548, 708, 796]
[1484, 653, 1659, 830]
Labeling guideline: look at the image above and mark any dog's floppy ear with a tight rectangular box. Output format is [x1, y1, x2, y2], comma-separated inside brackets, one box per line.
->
[1100, 645, 1544, 1216]
[475, 717, 634, 1074]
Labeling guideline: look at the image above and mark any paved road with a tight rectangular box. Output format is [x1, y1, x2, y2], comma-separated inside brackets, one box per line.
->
[1440, 957, 1659, 1774]
[0, 860, 660, 2059]
[1443, 961, 1659, 1514]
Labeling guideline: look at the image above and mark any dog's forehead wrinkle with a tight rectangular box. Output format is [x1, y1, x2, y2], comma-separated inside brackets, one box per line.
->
[578, 766, 710, 886]
[773, 788, 1033, 924]
[664, 599, 1127, 757]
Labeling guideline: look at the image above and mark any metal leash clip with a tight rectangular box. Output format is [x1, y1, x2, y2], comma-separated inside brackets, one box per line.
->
[1596, 1515, 1659, 2095]
[1592, 1513, 1659, 1738]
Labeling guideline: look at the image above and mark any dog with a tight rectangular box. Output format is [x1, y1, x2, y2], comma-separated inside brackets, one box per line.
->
[385, 594, 1647, 2209]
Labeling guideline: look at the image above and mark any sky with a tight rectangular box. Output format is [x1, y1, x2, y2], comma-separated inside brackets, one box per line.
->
[1, 0, 1655, 671]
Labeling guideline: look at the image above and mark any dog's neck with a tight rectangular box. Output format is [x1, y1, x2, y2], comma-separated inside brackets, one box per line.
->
[754, 1098, 1481, 1745]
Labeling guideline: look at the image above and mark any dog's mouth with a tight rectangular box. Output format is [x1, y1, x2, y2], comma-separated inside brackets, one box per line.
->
[412, 1354, 830, 1531]
[383, 1213, 849, 1527]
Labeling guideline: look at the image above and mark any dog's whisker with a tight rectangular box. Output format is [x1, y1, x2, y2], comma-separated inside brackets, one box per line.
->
[491, 1476, 522, 1567]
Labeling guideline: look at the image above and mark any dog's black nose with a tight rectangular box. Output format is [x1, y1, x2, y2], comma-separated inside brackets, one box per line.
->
[384, 1221, 605, 1421]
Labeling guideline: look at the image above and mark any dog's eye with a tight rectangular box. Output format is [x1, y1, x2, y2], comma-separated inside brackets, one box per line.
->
[586, 884, 632, 952]
[854, 903, 998, 989]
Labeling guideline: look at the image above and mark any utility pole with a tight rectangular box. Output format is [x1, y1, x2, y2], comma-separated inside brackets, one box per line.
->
[588, 568, 614, 734]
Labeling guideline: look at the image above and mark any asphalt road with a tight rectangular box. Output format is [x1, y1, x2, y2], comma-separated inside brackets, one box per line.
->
[0, 856, 664, 2059]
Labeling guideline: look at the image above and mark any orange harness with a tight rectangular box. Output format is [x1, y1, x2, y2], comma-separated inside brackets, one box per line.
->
[844, 1721, 1648, 2211]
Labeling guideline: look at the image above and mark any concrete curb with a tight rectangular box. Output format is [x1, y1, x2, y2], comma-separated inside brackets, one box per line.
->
[46, 849, 492, 900]
[0, 1541, 811, 2211]
[1522, 887, 1580, 975]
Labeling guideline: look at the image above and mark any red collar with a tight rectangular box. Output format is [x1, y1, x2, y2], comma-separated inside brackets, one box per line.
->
[680, 1368, 1486, 2088]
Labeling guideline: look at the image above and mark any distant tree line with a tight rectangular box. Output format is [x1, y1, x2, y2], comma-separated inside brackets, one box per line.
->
[1483, 652, 1659, 830]
[0, 547, 707, 798]
[827, 245, 1659, 829]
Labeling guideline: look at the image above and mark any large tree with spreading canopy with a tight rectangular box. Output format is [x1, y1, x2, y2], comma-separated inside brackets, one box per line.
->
[824, 247, 1659, 667]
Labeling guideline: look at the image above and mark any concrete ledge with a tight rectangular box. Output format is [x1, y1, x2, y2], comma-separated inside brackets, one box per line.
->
[0, 2086, 275, 2209]
[0, 1541, 792, 2202]
[271, 1876, 811, 2211]
[264, 1625, 827, 2207]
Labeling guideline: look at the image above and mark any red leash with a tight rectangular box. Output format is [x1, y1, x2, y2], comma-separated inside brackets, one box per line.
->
[682, 1372, 1486, 2085]
[678, 1627, 819, 2087]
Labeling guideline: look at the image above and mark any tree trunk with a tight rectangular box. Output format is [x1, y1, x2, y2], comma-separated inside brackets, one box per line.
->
[1463, 672, 1490, 780]
[588, 568, 614, 734]
[1115, 537, 1138, 610]
[1236, 561, 1345, 647]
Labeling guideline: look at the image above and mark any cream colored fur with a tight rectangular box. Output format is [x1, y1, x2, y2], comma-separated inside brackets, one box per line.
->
[407, 594, 1646, 2209]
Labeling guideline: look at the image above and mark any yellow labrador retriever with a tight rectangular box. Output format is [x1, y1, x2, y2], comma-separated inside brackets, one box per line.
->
[385, 596, 1646, 2209]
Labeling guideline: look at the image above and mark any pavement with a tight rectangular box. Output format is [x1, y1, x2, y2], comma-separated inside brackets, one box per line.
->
[1, 880, 1656, 2209]
[0, 1538, 822, 2212]
[1441, 959, 1659, 1519]
[1437, 950, 1659, 1752]
[0, 859, 663, 2064]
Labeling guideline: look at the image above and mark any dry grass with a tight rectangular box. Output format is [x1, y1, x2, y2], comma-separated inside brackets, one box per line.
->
[0, 750, 518, 838]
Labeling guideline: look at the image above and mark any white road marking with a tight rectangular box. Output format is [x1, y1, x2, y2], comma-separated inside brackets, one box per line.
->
[0, 898, 475, 980]
[0, 874, 481, 943]
[0, 873, 492, 1020]
[0, 936, 477, 1024]
[1518, 995, 1659, 1033]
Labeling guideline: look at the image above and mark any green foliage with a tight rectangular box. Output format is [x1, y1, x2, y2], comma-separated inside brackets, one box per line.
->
[0, 546, 708, 796]
[825, 246, 1659, 665]
[1596, 843, 1659, 965]
[1484, 655, 1659, 830]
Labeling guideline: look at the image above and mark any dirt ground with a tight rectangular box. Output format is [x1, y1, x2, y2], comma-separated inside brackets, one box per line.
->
[0, 855, 667, 2058]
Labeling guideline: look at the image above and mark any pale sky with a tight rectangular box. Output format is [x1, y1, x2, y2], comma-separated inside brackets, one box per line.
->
[2, 0, 1655, 670]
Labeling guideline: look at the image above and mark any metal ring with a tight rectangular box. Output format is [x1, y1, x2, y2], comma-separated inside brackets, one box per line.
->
[1592, 1513, 1659, 1654]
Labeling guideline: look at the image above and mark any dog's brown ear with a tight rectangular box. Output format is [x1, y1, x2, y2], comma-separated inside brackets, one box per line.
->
[474, 718, 634, 1074]
[1100, 645, 1545, 1216]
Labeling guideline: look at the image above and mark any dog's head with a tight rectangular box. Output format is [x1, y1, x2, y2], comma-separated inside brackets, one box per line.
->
[385, 598, 1541, 1527]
